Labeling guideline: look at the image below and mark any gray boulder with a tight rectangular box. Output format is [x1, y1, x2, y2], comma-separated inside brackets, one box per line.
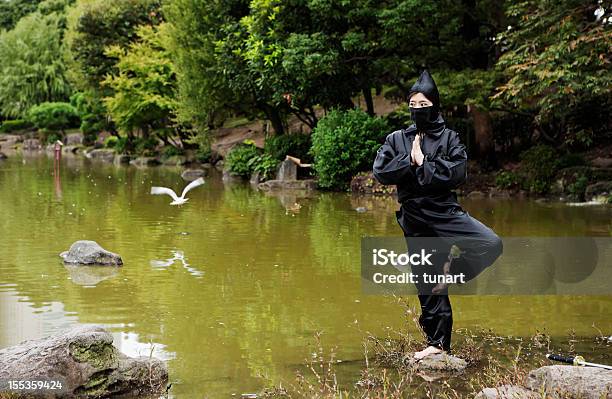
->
[585, 181, 612, 201]
[60, 240, 123, 266]
[475, 385, 540, 399]
[525, 365, 612, 399]
[404, 352, 468, 372]
[276, 159, 297, 181]
[22, 138, 42, 151]
[0, 325, 167, 398]
[65, 132, 84, 146]
[86, 148, 116, 163]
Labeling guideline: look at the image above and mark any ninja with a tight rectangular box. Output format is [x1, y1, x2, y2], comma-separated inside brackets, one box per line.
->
[372, 70, 503, 359]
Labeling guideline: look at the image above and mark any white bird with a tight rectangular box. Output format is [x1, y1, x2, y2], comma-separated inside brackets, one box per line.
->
[150, 177, 205, 205]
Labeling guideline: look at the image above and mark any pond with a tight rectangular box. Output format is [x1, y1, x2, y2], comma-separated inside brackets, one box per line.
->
[0, 154, 611, 397]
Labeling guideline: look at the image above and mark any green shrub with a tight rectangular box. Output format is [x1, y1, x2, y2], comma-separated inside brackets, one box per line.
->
[162, 145, 184, 159]
[264, 133, 312, 162]
[133, 136, 158, 156]
[518, 145, 560, 194]
[27, 102, 80, 134]
[70, 92, 111, 140]
[0, 119, 33, 133]
[114, 136, 129, 154]
[226, 139, 261, 178]
[105, 136, 119, 148]
[196, 147, 212, 163]
[495, 170, 520, 189]
[310, 108, 390, 190]
[567, 175, 588, 199]
[250, 153, 279, 181]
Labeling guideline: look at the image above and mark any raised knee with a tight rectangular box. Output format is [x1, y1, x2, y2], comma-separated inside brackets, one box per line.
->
[488, 235, 503, 261]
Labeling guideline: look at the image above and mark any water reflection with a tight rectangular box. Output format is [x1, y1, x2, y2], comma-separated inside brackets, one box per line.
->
[150, 250, 204, 278]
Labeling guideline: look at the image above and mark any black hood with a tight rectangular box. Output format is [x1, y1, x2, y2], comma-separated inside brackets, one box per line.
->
[409, 70, 441, 114]
[408, 70, 445, 136]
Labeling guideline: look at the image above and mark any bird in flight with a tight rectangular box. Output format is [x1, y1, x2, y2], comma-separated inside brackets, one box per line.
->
[150, 177, 205, 205]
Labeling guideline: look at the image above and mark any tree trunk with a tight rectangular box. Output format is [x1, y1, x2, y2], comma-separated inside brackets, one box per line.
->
[362, 86, 375, 116]
[469, 105, 495, 166]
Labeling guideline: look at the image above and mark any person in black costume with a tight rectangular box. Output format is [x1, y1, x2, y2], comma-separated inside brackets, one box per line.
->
[372, 70, 503, 359]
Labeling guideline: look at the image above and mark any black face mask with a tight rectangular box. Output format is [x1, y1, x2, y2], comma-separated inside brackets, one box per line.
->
[409, 106, 437, 132]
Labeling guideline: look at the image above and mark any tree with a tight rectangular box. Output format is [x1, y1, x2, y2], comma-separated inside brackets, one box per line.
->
[0, 11, 72, 117]
[491, 0, 612, 147]
[102, 23, 180, 145]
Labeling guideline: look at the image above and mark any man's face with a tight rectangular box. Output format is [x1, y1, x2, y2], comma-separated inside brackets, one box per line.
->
[409, 92, 433, 108]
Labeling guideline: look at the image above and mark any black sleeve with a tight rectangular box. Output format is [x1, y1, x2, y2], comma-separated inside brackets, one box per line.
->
[372, 131, 416, 185]
[414, 132, 467, 189]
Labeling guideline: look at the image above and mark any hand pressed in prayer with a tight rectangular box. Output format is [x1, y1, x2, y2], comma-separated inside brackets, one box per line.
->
[411, 133, 425, 166]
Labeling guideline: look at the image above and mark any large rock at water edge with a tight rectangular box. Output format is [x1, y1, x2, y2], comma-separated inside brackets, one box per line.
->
[0, 325, 167, 398]
[524, 365, 612, 399]
[404, 352, 468, 372]
[85, 148, 116, 163]
[60, 240, 123, 266]
[475, 385, 540, 399]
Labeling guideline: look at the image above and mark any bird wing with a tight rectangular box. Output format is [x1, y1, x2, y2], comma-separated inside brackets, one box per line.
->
[151, 186, 179, 201]
[181, 177, 205, 198]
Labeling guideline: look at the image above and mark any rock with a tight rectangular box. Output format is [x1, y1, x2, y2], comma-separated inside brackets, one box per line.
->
[585, 181, 612, 200]
[404, 353, 468, 372]
[214, 160, 224, 170]
[488, 188, 512, 198]
[475, 385, 539, 399]
[65, 132, 84, 146]
[250, 171, 261, 185]
[114, 154, 131, 165]
[162, 155, 189, 166]
[22, 138, 42, 151]
[63, 145, 82, 154]
[86, 148, 116, 163]
[0, 325, 168, 398]
[467, 190, 486, 199]
[130, 156, 161, 167]
[60, 240, 123, 266]
[276, 159, 297, 181]
[591, 157, 612, 168]
[0, 133, 23, 149]
[355, 207, 367, 212]
[554, 166, 612, 194]
[525, 365, 612, 399]
[0, 152, 7, 160]
[258, 179, 317, 191]
[181, 168, 207, 181]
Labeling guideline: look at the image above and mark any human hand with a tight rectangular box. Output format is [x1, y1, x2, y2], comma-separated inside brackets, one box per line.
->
[411, 133, 424, 166]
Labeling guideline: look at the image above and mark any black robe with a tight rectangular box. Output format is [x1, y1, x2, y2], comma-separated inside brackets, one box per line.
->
[372, 121, 502, 352]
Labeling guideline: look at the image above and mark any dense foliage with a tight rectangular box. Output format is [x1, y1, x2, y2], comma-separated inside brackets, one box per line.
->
[311, 108, 389, 190]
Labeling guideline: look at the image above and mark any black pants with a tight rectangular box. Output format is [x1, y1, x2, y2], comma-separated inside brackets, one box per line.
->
[395, 196, 503, 352]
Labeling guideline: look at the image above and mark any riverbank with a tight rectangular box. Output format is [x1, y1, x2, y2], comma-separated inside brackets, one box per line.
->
[258, 300, 612, 398]
[2, 131, 612, 206]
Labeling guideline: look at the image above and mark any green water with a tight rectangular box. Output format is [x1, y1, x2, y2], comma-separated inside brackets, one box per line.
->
[0, 154, 611, 397]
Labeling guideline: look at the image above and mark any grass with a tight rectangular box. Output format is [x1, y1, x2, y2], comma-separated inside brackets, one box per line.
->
[259, 298, 612, 398]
